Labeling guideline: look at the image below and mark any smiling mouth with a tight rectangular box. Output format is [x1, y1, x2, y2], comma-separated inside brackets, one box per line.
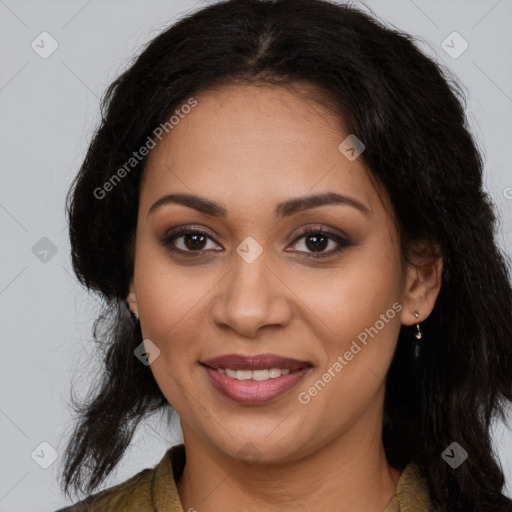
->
[200, 353, 313, 404]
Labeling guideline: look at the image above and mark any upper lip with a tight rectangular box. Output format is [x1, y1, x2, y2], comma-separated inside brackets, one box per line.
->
[201, 354, 312, 371]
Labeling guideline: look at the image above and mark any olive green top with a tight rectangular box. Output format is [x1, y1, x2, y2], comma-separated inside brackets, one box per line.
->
[56, 444, 433, 511]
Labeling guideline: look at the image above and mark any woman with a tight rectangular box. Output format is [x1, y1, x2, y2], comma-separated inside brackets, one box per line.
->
[57, 0, 512, 510]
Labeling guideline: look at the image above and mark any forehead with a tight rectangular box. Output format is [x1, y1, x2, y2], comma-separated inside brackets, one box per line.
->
[140, 83, 376, 214]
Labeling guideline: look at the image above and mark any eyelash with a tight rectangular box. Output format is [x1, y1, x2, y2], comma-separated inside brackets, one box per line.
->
[160, 226, 350, 259]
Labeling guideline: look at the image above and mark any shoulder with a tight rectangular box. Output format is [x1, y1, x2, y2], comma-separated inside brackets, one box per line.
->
[395, 462, 433, 512]
[54, 467, 155, 512]
[54, 445, 185, 512]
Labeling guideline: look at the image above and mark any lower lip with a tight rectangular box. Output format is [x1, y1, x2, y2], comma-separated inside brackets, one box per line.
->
[202, 365, 311, 405]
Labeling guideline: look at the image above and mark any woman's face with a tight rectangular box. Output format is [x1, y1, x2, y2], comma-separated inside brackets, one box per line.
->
[129, 83, 430, 464]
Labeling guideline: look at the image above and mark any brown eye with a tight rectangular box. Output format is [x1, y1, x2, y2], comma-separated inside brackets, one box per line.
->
[182, 232, 208, 250]
[288, 227, 351, 258]
[161, 228, 221, 255]
[304, 233, 329, 252]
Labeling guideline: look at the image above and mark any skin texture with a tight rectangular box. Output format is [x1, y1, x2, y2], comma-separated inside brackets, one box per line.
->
[127, 82, 442, 512]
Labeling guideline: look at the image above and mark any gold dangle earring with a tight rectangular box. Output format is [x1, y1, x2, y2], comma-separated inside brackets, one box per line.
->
[414, 311, 422, 340]
[414, 311, 422, 357]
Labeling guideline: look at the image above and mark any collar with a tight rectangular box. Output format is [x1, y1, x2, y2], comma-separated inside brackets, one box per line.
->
[152, 444, 186, 512]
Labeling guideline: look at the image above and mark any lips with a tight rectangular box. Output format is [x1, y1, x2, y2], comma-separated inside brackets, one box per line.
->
[201, 353, 312, 405]
[201, 353, 311, 372]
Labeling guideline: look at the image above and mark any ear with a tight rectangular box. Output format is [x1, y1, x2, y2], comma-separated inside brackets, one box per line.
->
[400, 242, 443, 326]
[126, 281, 138, 317]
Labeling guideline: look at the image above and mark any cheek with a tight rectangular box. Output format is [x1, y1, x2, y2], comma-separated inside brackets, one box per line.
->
[285, 238, 402, 349]
[134, 253, 211, 413]
[134, 244, 212, 364]
[294, 246, 403, 427]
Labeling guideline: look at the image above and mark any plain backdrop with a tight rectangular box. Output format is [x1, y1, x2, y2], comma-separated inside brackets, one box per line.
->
[1, 0, 511, 510]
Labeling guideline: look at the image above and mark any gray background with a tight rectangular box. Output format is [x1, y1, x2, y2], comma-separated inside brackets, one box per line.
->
[1, 0, 511, 510]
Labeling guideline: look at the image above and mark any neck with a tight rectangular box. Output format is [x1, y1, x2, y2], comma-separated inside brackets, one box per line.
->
[176, 406, 401, 512]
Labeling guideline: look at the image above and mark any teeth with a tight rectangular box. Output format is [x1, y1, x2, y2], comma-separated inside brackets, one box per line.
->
[252, 369, 269, 381]
[218, 368, 293, 381]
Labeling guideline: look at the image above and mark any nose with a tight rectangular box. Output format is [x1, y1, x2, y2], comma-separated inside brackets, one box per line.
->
[211, 251, 292, 338]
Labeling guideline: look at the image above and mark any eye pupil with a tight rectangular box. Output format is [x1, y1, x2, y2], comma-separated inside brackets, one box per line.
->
[184, 233, 207, 250]
[306, 234, 328, 252]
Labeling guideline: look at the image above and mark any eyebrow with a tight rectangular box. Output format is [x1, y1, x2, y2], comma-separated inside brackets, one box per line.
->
[147, 191, 370, 218]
